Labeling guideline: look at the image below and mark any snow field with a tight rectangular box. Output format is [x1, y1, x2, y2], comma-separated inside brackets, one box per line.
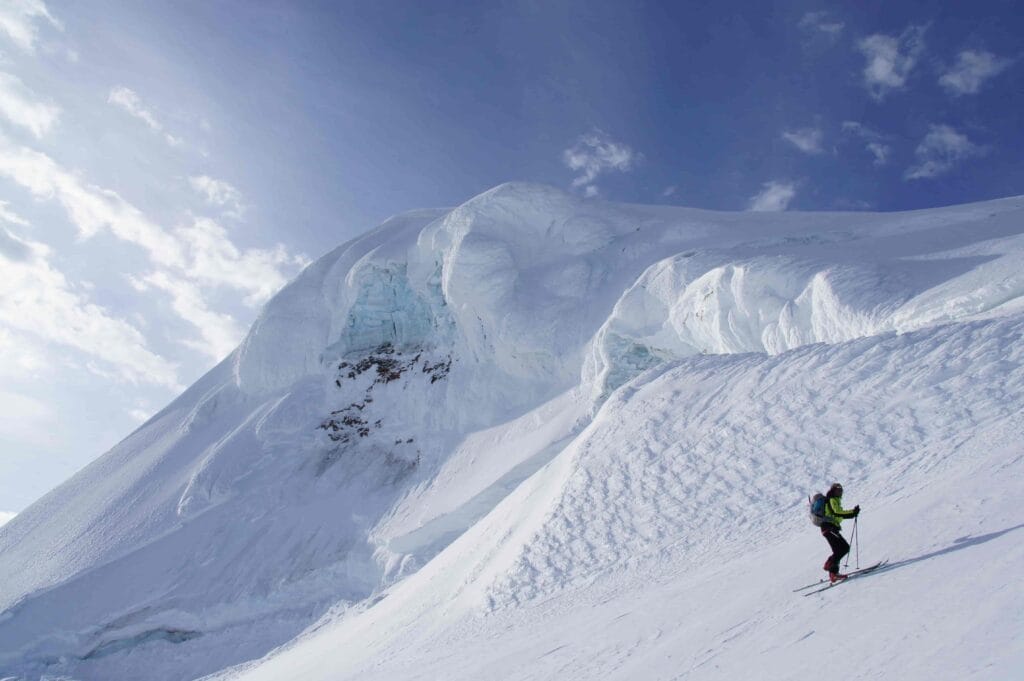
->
[2, 184, 1023, 680]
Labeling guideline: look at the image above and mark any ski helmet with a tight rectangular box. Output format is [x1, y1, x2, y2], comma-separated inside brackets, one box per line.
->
[828, 482, 843, 497]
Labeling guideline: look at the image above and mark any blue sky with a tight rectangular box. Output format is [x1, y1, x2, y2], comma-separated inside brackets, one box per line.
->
[0, 0, 1021, 515]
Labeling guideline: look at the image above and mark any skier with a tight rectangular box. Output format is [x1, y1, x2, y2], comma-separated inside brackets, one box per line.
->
[820, 482, 859, 582]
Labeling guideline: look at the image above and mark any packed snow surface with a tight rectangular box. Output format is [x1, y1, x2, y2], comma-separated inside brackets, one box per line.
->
[0, 183, 1022, 680]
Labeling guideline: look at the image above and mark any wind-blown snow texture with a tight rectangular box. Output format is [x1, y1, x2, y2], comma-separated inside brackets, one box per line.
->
[1, 183, 1022, 680]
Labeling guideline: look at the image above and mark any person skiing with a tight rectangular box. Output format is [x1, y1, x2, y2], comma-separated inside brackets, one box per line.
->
[820, 482, 860, 582]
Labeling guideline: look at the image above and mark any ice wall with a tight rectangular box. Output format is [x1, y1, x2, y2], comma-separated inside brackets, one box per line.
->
[234, 210, 448, 397]
[584, 254, 886, 397]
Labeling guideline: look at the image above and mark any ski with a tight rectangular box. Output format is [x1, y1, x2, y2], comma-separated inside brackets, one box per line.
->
[794, 561, 884, 593]
[793, 577, 829, 592]
[792, 562, 881, 592]
[801, 560, 889, 596]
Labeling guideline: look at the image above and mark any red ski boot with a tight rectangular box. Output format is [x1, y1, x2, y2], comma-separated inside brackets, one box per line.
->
[829, 572, 848, 584]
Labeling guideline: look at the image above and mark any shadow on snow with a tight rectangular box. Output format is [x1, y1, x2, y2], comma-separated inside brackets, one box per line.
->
[863, 522, 1024, 577]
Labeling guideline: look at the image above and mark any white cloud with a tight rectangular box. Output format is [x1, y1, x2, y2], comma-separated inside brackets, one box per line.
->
[108, 86, 159, 130]
[0, 227, 181, 388]
[748, 181, 797, 212]
[858, 25, 926, 101]
[0, 511, 15, 526]
[841, 121, 891, 166]
[189, 175, 244, 218]
[782, 127, 824, 154]
[866, 142, 890, 165]
[939, 50, 1013, 96]
[140, 271, 245, 360]
[662, 185, 677, 197]
[129, 407, 152, 423]
[108, 86, 182, 147]
[0, 326, 49, 377]
[0, 71, 59, 138]
[904, 124, 986, 180]
[0, 136, 308, 360]
[175, 217, 307, 307]
[799, 11, 844, 38]
[562, 128, 640, 196]
[0, 0, 60, 53]
[0, 136, 185, 259]
[0, 199, 29, 226]
[0, 223, 31, 260]
[0, 137, 304, 298]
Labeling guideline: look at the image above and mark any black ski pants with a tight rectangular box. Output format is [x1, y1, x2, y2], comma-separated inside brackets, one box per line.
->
[821, 524, 849, 573]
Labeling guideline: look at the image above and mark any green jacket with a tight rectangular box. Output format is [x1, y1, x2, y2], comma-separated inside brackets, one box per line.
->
[824, 496, 857, 527]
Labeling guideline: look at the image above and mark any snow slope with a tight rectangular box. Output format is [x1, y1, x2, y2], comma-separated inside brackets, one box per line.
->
[218, 317, 1024, 681]
[1, 183, 1022, 680]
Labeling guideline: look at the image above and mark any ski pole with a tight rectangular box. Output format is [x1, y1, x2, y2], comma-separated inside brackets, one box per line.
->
[844, 517, 858, 570]
[855, 516, 860, 569]
[849, 517, 859, 569]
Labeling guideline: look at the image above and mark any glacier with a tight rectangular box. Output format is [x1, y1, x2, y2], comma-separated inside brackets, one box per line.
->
[0, 183, 1022, 680]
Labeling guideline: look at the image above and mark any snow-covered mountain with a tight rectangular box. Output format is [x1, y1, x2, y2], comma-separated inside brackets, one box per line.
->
[1, 183, 1022, 681]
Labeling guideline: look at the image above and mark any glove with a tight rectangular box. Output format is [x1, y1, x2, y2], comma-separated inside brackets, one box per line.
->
[852, 505, 861, 517]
